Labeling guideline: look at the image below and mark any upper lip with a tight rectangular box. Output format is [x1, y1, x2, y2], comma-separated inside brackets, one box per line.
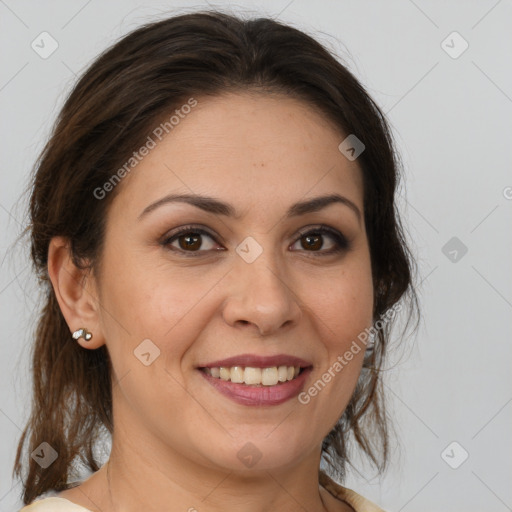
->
[197, 353, 313, 369]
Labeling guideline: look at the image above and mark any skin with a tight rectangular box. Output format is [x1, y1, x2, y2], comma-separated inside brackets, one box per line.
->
[48, 92, 373, 512]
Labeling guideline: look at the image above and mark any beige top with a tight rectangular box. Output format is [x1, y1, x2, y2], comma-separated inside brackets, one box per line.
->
[319, 471, 387, 511]
[19, 472, 386, 512]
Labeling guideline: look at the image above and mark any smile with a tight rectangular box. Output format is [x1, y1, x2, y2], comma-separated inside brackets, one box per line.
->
[201, 365, 302, 386]
[198, 365, 312, 406]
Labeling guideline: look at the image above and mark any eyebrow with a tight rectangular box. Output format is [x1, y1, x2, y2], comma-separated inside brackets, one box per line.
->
[138, 192, 361, 223]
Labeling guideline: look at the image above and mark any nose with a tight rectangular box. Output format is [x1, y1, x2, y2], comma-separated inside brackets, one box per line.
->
[222, 251, 302, 336]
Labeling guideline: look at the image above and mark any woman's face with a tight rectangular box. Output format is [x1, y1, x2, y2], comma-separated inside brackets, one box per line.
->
[92, 92, 373, 472]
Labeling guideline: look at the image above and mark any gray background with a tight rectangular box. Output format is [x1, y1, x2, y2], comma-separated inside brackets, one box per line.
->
[1, 1, 511, 511]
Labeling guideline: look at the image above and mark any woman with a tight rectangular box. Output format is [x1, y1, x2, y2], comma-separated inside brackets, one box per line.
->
[13, 10, 418, 512]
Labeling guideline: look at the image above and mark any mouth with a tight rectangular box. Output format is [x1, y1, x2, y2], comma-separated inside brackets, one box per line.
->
[196, 354, 313, 406]
[199, 365, 306, 386]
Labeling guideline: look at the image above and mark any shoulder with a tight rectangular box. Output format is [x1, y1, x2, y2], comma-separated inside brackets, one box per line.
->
[18, 497, 93, 512]
[320, 471, 389, 512]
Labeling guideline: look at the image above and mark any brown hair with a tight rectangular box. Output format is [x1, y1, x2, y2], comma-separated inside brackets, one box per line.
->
[13, 9, 419, 505]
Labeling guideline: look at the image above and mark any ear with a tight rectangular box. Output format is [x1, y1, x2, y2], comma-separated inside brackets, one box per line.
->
[47, 236, 105, 349]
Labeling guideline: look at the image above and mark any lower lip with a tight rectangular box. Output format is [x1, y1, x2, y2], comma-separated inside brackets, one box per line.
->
[198, 368, 312, 406]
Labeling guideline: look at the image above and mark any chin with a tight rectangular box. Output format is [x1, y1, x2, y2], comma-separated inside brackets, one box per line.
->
[192, 428, 313, 474]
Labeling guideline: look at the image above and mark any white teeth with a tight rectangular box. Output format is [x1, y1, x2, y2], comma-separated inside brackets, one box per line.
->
[244, 367, 262, 385]
[230, 366, 244, 383]
[203, 365, 303, 386]
[278, 365, 288, 382]
[261, 367, 279, 386]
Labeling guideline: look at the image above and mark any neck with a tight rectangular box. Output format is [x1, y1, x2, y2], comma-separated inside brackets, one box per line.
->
[103, 429, 332, 512]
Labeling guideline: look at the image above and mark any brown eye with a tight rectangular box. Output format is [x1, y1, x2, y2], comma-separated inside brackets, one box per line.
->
[291, 226, 349, 255]
[301, 233, 323, 251]
[163, 226, 221, 255]
[177, 233, 202, 251]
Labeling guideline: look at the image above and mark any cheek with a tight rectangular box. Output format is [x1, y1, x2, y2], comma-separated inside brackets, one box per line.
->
[312, 284, 371, 384]
[98, 252, 223, 376]
[296, 256, 373, 414]
[305, 257, 374, 345]
[99, 246, 198, 332]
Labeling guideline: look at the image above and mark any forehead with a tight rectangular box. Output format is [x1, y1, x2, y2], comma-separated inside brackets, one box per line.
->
[111, 92, 364, 220]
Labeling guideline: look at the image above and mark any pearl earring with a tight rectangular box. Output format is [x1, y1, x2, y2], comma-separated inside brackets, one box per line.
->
[72, 327, 93, 342]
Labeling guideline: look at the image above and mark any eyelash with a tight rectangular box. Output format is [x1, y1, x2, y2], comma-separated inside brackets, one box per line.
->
[161, 224, 350, 257]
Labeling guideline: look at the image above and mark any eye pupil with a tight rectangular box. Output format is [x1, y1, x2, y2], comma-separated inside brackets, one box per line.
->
[302, 234, 322, 251]
[166, 226, 345, 256]
[179, 233, 201, 250]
